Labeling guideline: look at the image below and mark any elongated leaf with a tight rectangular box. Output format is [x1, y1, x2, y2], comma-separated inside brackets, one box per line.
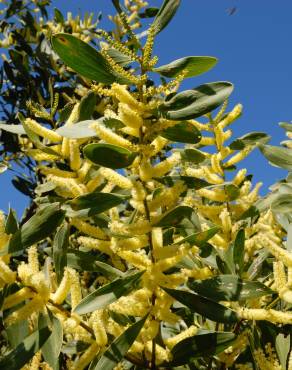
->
[161, 121, 201, 143]
[0, 123, 25, 134]
[188, 275, 273, 301]
[79, 91, 98, 121]
[84, 143, 137, 169]
[56, 120, 96, 138]
[70, 192, 125, 217]
[156, 175, 210, 189]
[74, 271, 144, 315]
[9, 204, 65, 253]
[0, 327, 51, 369]
[260, 144, 292, 170]
[51, 34, 130, 84]
[229, 132, 270, 150]
[163, 288, 238, 323]
[154, 206, 193, 227]
[153, 0, 181, 34]
[5, 208, 18, 234]
[233, 229, 245, 275]
[175, 226, 220, 247]
[181, 148, 206, 164]
[159, 82, 233, 120]
[53, 223, 69, 284]
[271, 194, 292, 213]
[171, 331, 236, 366]
[6, 320, 29, 349]
[40, 315, 63, 370]
[93, 315, 148, 370]
[154, 56, 217, 78]
[67, 250, 124, 279]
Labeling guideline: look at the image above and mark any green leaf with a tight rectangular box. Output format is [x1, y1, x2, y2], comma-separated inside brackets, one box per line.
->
[40, 314, 63, 370]
[161, 121, 201, 143]
[53, 223, 69, 284]
[229, 132, 270, 150]
[5, 208, 18, 234]
[9, 204, 65, 253]
[159, 82, 233, 120]
[170, 331, 236, 366]
[180, 148, 206, 164]
[70, 192, 125, 217]
[79, 91, 98, 121]
[155, 175, 210, 189]
[153, 0, 181, 34]
[0, 123, 25, 135]
[163, 288, 238, 323]
[154, 206, 193, 227]
[154, 56, 217, 78]
[225, 184, 240, 201]
[276, 333, 290, 370]
[174, 226, 220, 247]
[106, 48, 133, 67]
[74, 271, 144, 315]
[51, 33, 130, 84]
[260, 144, 292, 170]
[84, 143, 137, 169]
[188, 275, 273, 302]
[279, 122, 292, 132]
[0, 327, 51, 369]
[67, 250, 124, 279]
[271, 193, 292, 213]
[54, 8, 64, 24]
[92, 315, 148, 370]
[233, 229, 245, 275]
[6, 320, 29, 349]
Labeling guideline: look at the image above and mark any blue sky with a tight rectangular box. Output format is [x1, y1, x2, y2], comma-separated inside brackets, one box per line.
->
[1, 0, 292, 215]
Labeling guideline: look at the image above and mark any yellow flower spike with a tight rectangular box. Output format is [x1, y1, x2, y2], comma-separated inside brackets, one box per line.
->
[118, 250, 151, 269]
[28, 246, 39, 274]
[47, 175, 86, 197]
[218, 104, 242, 130]
[144, 341, 171, 365]
[69, 269, 82, 309]
[155, 248, 187, 272]
[143, 24, 156, 67]
[38, 166, 76, 178]
[232, 168, 247, 185]
[90, 121, 133, 150]
[5, 296, 44, 326]
[24, 118, 62, 142]
[182, 267, 213, 280]
[26, 149, 58, 162]
[196, 188, 228, 202]
[69, 139, 82, 171]
[121, 126, 140, 137]
[86, 173, 103, 193]
[115, 235, 148, 251]
[150, 136, 169, 157]
[26, 351, 42, 370]
[200, 136, 216, 146]
[164, 325, 198, 350]
[71, 342, 99, 370]
[139, 159, 153, 181]
[118, 103, 143, 129]
[273, 261, 287, 291]
[51, 267, 72, 304]
[90, 310, 108, 347]
[110, 219, 151, 236]
[246, 182, 263, 203]
[77, 161, 92, 182]
[99, 168, 133, 189]
[214, 100, 228, 123]
[148, 181, 186, 212]
[211, 154, 224, 176]
[77, 237, 112, 255]
[224, 147, 252, 167]
[111, 84, 144, 111]
[151, 152, 180, 178]
[3, 287, 35, 310]
[152, 227, 163, 251]
[203, 167, 224, 185]
[219, 208, 232, 235]
[0, 260, 16, 284]
[71, 218, 107, 240]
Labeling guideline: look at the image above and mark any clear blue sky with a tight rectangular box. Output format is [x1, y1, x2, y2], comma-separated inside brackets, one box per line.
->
[1, 0, 291, 215]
